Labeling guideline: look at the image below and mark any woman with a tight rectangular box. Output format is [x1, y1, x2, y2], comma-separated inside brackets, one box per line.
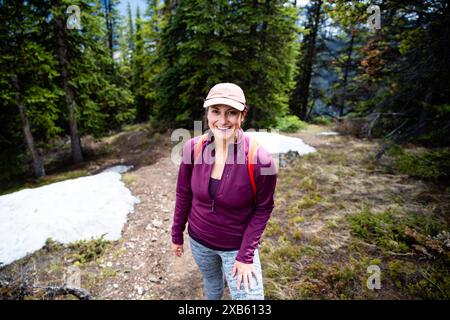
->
[171, 83, 277, 300]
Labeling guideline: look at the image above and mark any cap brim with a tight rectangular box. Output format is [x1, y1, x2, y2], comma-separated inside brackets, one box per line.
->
[203, 98, 245, 111]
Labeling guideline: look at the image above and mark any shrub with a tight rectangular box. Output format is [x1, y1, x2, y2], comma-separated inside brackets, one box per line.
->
[275, 115, 307, 133]
[67, 235, 111, 266]
[311, 115, 333, 126]
[387, 146, 450, 183]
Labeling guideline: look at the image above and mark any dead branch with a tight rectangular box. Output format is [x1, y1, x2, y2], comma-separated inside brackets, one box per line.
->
[33, 285, 93, 300]
[367, 113, 381, 138]
[385, 119, 408, 138]
[1, 279, 93, 300]
[367, 112, 409, 139]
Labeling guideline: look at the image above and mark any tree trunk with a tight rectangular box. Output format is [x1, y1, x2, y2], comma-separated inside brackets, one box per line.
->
[340, 30, 355, 117]
[55, 15, 83, 163]
[291, 0, 322, 120]
[12, 76, 46, 178]
[106, 0, 114, 62]
[248, 0, 259, 128]
[103, 0, 115, 74]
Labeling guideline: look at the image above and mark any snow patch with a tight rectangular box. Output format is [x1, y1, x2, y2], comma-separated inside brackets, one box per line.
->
[317, 131, 339, 136]
[101, 165, 134, 174]
[245, 131, 316, 155]
[0, 170, 139, 266]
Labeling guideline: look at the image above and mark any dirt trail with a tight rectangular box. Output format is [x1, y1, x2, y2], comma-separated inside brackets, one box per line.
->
[95, 153, 203, 299]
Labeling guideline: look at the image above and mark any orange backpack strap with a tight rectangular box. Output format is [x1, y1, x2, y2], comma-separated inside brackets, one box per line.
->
[247, 137, 260, 201]
[193, 134, 208, 164]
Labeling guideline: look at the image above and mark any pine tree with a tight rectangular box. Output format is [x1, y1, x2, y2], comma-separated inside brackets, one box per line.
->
[325, 0, 367, 116]
[52, 0, 83, 162]
[127, 2, 135, 52]
[0, 0, 61, 177]
[156, 0, 298, 128]
[54, 1, 134, 141]
[329, 0, 450, 146]
[290, 0, 324, 121]
[132, 5, 150, 121]
[101, 0, 120, 66]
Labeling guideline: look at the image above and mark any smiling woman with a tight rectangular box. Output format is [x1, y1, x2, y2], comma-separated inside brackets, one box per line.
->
[207, 105, 242, 142]
[171, 83, 277, 300]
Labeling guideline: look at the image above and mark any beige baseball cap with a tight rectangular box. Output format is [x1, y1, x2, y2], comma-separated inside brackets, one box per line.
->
[203, 83, 246, 111]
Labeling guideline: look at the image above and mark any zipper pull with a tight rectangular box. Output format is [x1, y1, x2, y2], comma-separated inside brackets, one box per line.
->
[212, 199, 215, 213]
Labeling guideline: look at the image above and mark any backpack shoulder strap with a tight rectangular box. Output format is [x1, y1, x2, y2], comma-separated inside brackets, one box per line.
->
[193, 133, 208, 164]
[247, 137, 260, 200]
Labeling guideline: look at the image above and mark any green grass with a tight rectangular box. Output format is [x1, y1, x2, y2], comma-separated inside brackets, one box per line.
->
[348, 207, 447, 253]
[347, 207, 450, 299]
[0, 170, 88, 196]
[263, 132, 450, 300]
[121, 173, 134, 187]
[67, 235, 112, 267]
[387, 145, 450, 183]
[265, 220, 282, 237]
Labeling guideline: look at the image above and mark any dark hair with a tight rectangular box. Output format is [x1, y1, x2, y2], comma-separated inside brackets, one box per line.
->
[242, 104, 250, 118]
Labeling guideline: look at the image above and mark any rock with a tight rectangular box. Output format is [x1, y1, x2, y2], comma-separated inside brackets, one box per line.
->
[151, 237, 158, 242]
[145, 224, 153, 231]
[133, 263, 145, 270]
[113, 284, 119, 289]
[152, 219, 163, 228]
[135, 286, 145, 295]
[149, 276, 160, 283]
[106, 261, 113, 267]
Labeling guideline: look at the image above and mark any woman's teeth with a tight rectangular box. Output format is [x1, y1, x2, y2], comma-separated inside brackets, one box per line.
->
[217, 126, 231, 130]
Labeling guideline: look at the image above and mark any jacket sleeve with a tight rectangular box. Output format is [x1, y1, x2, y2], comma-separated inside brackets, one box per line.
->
[236, 147, 277, 264]
[171, 139, 194, 245]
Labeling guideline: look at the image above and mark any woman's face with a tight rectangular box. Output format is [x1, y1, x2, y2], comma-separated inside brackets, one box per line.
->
[207, 105, 244, 141]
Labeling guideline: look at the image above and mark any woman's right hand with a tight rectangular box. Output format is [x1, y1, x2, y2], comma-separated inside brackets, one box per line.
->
[172, 243, 183, 257]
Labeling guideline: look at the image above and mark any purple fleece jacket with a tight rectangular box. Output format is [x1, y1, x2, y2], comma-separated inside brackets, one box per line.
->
[171, 128, 277, 264]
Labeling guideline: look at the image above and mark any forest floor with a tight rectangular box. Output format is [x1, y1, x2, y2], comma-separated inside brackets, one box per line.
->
[1, 123, 449, 300]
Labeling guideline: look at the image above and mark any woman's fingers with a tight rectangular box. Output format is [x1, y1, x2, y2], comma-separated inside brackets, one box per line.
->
[247, 274, 252, 291]
[236, 273, 243, 290]
[172, 244, 183, 257]
[251, 269, 258, 285]
[236, 273, 252, 292]
[232, 262, 258, 292]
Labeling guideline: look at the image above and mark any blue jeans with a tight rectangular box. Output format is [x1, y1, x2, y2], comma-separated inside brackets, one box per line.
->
[189, 236, 264, 300]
